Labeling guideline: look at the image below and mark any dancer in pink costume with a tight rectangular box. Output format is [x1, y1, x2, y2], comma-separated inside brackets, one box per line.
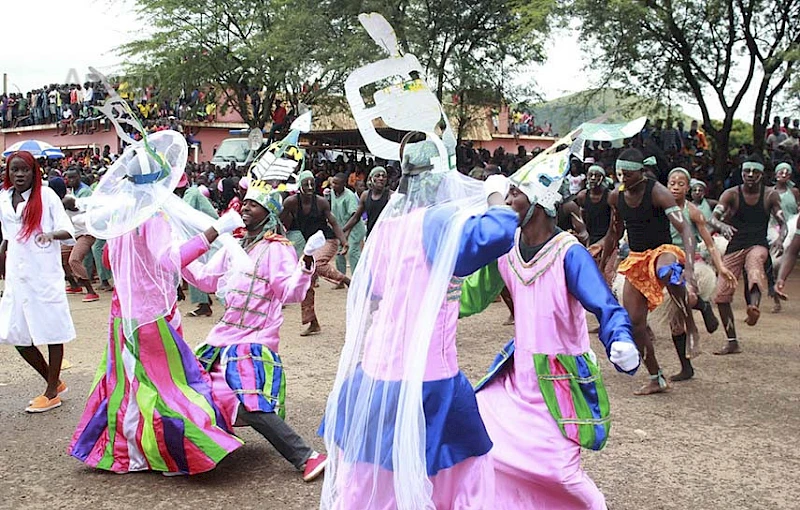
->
[320, 137, 517, 509]
[187, 179, 328, 482]
[69, 127, 244, 474]
[461, 152, 640, 509]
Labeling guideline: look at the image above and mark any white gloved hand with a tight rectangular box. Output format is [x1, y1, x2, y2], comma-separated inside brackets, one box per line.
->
[303, 230, 327, 256]
[484, 174, 510, 200]
[213, 210, 245, 235]
[609, 341, 640, 372]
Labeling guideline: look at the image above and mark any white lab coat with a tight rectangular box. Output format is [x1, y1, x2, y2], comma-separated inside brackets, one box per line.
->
[0, 186, 76, 345]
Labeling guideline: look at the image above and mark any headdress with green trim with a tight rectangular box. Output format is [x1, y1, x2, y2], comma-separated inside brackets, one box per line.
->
[248, 111, 312, 184]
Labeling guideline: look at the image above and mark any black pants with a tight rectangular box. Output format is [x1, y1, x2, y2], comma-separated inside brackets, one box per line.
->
[238, 405, 313, 469]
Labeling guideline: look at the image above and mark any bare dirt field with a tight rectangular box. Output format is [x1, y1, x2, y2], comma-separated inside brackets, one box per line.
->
[1, 270, 799, 510]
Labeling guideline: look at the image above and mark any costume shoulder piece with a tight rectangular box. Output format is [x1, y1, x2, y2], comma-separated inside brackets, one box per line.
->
[263, 232, 293, 246]
[507, 231, 578, 286]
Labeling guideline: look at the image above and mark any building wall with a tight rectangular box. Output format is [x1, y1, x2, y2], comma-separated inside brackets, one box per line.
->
[470, 134, 556, 155]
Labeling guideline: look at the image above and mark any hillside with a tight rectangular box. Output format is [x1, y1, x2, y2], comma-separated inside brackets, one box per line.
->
[524, 88, 689, 137]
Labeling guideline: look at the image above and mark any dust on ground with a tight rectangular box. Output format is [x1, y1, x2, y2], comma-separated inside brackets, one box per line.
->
[1, 271, 799, 510]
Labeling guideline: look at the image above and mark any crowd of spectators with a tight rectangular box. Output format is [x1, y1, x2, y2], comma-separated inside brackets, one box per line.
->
[0, 80, 222, 134]
[15, 111, 800, 209]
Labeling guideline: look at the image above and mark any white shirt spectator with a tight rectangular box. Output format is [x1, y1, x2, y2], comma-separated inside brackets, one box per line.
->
[568, 173, 586, 195]
[83, 87, 94, 104]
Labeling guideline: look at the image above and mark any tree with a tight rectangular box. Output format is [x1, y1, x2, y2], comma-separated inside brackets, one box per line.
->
[568, 0, 800, 180]
[355, 0, 554, 142]
[121, 0, 369, 128]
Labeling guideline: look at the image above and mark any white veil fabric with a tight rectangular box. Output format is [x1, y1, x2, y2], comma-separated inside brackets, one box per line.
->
[320, 14, 491, 508]
[321, 134, 486, 509]
[77, 70, 248, 337]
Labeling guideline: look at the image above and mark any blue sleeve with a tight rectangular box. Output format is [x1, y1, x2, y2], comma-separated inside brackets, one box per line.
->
[423, 205, 517, 277]
[564, 244, 637, 374]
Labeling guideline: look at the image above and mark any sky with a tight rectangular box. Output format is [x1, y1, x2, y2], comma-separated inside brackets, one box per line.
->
[2, 0, 767, 124]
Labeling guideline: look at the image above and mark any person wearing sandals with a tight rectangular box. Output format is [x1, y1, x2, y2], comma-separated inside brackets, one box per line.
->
[0, 151, 75, 413]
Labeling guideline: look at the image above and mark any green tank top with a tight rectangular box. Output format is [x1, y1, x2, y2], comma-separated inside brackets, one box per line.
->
[670, 203, 700, 247]
[697, 199, 713, 221]
[779, 188, 798, 218]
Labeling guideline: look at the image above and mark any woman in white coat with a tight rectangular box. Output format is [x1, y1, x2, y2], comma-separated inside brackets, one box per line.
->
[0, 151, 75, 413]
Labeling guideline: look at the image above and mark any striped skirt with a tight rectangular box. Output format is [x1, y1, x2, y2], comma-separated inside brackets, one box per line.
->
[69, 315, 243, 474]
[195, 343, 286, 428]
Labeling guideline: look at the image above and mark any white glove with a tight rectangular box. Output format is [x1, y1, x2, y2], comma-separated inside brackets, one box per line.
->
[303, 230, 327, 256]
[484, 174, 510, 200]
[609, 341, 640, 372]
[213, 210, 245, 235]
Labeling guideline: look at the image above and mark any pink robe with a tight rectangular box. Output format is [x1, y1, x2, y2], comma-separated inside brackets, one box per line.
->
[184, 235, 313, 426]
[477, 231, 609, 509]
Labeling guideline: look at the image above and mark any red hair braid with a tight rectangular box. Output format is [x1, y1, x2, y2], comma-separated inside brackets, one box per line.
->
[4, 151, 44, 241]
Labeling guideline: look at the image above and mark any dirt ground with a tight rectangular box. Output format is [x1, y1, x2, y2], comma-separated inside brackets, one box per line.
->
[1, 269, 799, 510]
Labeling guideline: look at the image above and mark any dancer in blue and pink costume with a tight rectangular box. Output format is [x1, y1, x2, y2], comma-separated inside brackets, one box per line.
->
[460, 154, 640, 509]
[321, 138, 518, 509]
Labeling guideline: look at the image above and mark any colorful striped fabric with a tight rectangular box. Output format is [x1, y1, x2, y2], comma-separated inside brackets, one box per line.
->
[196, 343, 286, 419]
[534, 353, 611, 451]
[69, 316, 243, 474]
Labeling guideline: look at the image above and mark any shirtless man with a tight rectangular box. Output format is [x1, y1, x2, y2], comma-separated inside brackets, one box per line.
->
[600, 148, 699, 395]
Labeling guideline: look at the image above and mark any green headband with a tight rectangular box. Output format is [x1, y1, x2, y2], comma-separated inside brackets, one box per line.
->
[369, 166, 387, 180]
[642, 156, 657, 166]
[298, 170, 314, 183]
[587, 165, 606, 176]
[668, 167, 691, 181]
[690, 178, 706, 189]
[775, 162, 792, 174]
[742, 161, 764, 172]
[616, 159, 643, 172]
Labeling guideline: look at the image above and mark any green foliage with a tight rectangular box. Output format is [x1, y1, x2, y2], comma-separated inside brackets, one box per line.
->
[121, 0, 371, 128]
[526, 88, 688, 137]
[121, 0, 556, 131]
[565, 0, 800, 170]
[710, 119, 754, 151]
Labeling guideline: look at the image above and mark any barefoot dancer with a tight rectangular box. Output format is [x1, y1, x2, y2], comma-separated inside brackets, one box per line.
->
[768, 162, 798, 312]
[665, 167, 736, 381]
[711, 155, 787, 355]
[0, 151, 75, 413]
[600, 148, 699, 395]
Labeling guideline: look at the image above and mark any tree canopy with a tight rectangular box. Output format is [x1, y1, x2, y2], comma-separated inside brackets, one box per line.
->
[568, 0, 800, 177]
[121, 0, 554, 130]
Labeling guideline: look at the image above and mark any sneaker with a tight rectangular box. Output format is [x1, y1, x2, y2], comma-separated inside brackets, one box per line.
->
[82, 293, 100, 303]
[65, 286, 83, 295]
[25, 395, 61, 413]
[302, 452, 328, 482]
